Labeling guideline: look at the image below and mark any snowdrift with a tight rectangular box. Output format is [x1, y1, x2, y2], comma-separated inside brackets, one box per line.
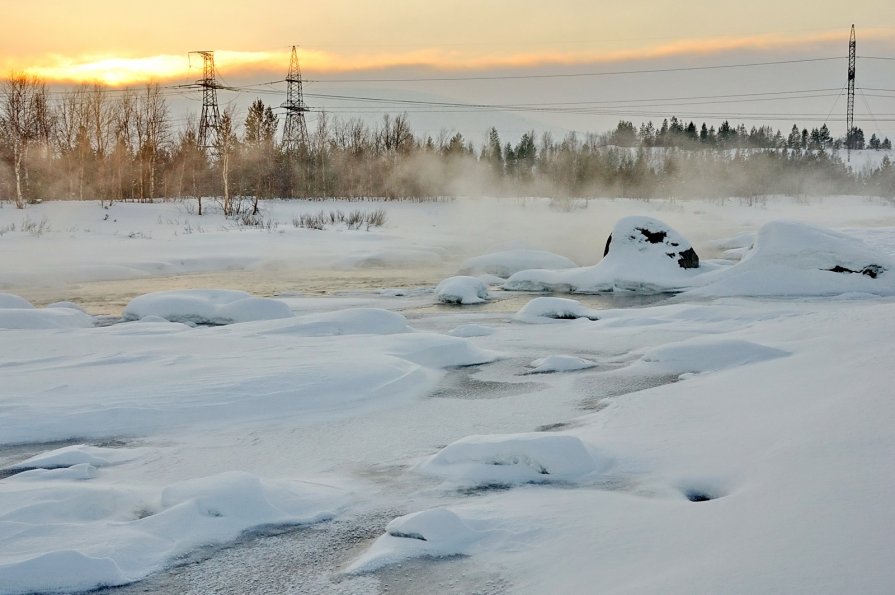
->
[122, 289, 294, 325]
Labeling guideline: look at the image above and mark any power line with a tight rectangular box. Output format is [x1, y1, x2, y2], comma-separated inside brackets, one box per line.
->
[302, 56, 845, 83]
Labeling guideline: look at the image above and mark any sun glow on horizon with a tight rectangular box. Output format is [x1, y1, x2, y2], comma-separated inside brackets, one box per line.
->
[11, 28, 893, 87]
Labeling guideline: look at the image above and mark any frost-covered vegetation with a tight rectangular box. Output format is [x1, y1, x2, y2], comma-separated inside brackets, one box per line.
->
[3, 75, 894, 209]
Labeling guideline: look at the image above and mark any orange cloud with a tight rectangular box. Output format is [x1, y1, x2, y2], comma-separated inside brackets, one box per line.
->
[13, 27, 894, 86]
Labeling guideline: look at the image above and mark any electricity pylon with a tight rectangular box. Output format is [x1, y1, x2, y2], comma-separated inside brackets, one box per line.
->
[281, 46, 310, 152]
[190, 50, 221, 155]
[846, 25, 856, 161]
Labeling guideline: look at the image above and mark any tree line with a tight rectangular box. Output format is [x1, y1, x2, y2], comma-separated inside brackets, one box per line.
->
[2, 73, 894, 210]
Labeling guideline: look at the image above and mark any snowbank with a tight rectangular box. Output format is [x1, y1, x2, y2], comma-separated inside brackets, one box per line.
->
[0, 294, 94, 329]
[382, 333, 497, 368]
[419, 433, 608, 486]
[635, 338, 789, 376]
[459, 249, 577, 278]
[122, 289, 294, 325]
[692, 220, 895, 297]
[514, 297, 601, 323]
[0, 307, 95, 330]
[435, 276, 490, 305]
[7, 445, 149, 471]
[505, 216, 704, 293]
[0, 293, 34, 309]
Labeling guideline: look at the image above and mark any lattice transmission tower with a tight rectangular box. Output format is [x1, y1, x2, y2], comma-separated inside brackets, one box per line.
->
[846, 25, 856, 161]
[282, 46, 310, 152]
[190, 51, 222, 155]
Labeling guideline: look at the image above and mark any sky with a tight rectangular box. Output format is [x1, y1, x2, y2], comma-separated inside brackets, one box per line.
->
[2, 0, 894, 141]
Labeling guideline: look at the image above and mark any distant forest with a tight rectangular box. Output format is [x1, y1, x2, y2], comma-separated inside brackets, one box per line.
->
[2, 75, 894, 210]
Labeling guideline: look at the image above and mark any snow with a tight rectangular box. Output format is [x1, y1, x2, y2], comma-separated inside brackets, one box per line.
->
[2, 197, 895, 594]
[447, 324, 496, 337]
[691, 220, 895, 297]
[514, 296, 601, 323]
[122, 289, 294, 325]
[527, 354, 596, 373]
[459, 249, 577, 278]
[7, 445, 149, 470]
[348, 508, 484, 573]
[434, 276, 490, 304]
[0, 470, 347, 594]
[0, 293, 34, 309]
[0, 306, 95, 329]
[418, 433, 609, 486]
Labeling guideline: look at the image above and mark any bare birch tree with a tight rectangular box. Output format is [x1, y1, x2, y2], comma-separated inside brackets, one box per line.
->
[1, 73, 47, 208]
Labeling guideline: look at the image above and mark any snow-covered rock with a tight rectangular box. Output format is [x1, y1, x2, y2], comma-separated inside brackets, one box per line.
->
[527, 355, 596, 374]
[459, 249, 577, 278]
[122, 289, 294, 325]
[505, 216, 703, 293]
[514, 297, 601, 323]
[435, 276, 490, 305]
[419, 433, 608, 486]
[692, 220, 895, 297]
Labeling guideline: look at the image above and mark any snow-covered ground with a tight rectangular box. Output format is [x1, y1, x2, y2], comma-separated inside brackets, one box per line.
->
[1, 196, 894, 594]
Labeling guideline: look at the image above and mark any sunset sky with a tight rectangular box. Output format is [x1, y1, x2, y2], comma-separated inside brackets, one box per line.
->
[3, 0, 894, 139]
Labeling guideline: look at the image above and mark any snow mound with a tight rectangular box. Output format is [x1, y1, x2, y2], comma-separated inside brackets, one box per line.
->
[348, 508, 482, 573]
[514, 297, 601, 323]
[435, 276, 490, 305]
[259, 308, 411, 336]
[384, 333, 497, 368]
[9, 464, 99, 482]
[0, 293, 34, 309]
[0, 307, 95, 330]
[45, 301, 86, 312]
[504, 216, 702, 293]
[693, 220, 895, 297]
[0, 471, 347, 594]
[448, 324, 496, 338]
[8, 445, 149, 470]
[122, 289, 294, 325]
[459, 249, 577, 278]
[0, 550, 126, 595]
[528, 355, 596, 374]
[638, 338, 789, 375]
[419, 433, 607, 486]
